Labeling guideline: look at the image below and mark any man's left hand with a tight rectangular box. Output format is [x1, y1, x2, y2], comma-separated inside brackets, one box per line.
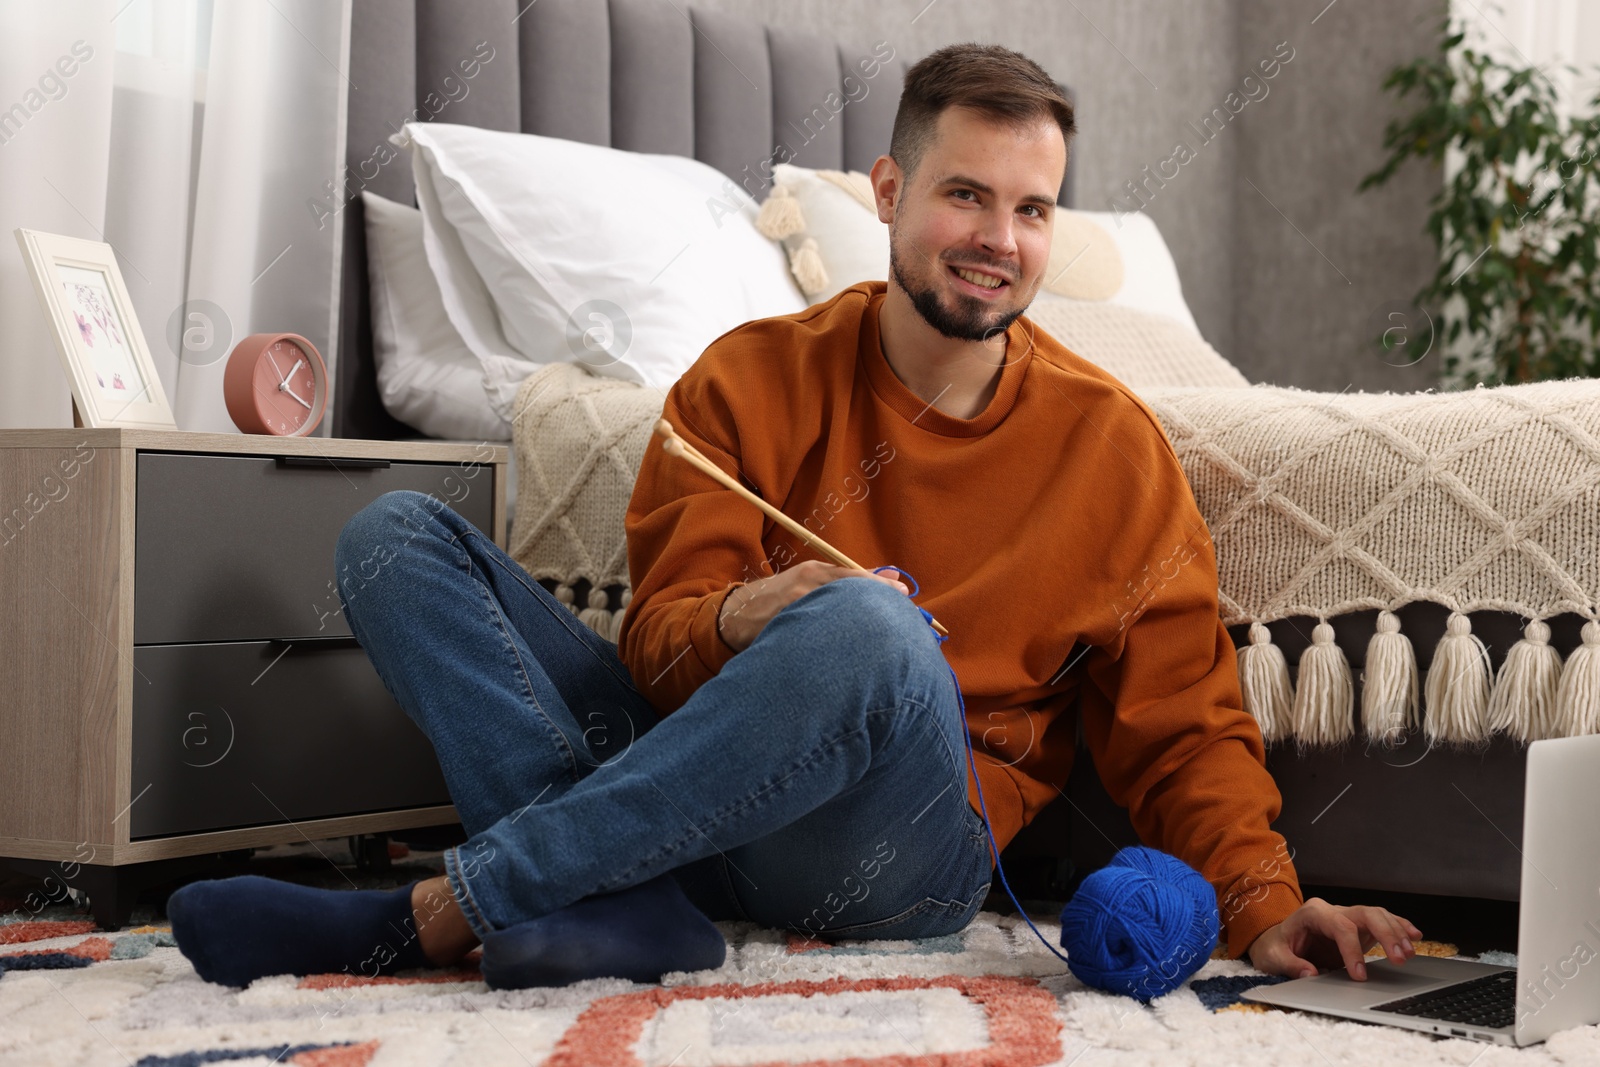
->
[1248, 897, 1422, 980]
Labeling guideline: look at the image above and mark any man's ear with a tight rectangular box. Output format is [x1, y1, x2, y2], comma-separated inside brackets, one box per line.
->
[869, 155, 901, 224]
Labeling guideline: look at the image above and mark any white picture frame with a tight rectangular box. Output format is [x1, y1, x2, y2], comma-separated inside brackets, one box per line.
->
[14, 228, 177, 430]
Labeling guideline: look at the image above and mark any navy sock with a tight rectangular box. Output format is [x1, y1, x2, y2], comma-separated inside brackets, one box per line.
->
[167, 875, 430, 988]
[479, 873, 726, 989]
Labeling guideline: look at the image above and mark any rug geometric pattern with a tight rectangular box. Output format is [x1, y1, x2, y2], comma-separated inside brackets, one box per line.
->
[2, 845, 1593, 1066]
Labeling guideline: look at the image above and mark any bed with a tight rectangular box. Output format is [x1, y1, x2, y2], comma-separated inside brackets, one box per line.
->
[333, 0, 1075, 444]
[328, 0, 1600, 908]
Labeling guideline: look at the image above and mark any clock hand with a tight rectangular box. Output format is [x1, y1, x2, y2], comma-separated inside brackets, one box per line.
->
[282, 382, 313, 410]
[267, 353, 288, 385]
[285, 358, 305, 387]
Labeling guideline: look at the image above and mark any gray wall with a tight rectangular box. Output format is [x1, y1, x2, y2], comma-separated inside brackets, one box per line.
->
[692, 0, 1446, 391]
[1234, 0, 1445, 391]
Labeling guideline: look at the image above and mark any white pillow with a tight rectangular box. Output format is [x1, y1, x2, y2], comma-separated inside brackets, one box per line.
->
[361, 190, 511, 441]
[759, 162, 1199, 337]
[764, 165, 890, 302]
[1072, 210, 1202, 336]
[398, 122, 806, 415]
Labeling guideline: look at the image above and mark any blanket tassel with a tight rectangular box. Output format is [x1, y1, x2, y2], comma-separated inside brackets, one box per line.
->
[1553, 620, 1600, 737]
[615, 588, 633, 643]
[1361, 610, 1418, 746]
[1293, 621, 1354, 746]
[1488, 618, 1563, 742]
[578, 588, 613, 640]
[1238, 622, 1294, 745]
[1423, 612, 1492, 744]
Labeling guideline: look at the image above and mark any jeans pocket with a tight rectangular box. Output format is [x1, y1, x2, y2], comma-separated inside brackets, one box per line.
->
[819, 878, 990, 941]
[965, 800, 993, 846]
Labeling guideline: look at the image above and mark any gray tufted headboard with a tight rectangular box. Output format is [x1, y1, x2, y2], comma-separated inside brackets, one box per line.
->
[332, 0, 1075, 440]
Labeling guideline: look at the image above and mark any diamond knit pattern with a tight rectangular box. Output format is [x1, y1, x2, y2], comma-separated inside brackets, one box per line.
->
[1142, 378, 1600, 625]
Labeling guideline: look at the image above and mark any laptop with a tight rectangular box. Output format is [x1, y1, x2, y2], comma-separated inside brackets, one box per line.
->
[1241, 733, 1600, 1046]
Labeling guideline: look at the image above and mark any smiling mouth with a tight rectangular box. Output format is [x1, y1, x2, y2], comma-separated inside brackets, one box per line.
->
[948, 264, 1010, 294]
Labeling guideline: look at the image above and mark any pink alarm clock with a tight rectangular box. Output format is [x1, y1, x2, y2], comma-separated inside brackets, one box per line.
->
[222, 332, 329, 436]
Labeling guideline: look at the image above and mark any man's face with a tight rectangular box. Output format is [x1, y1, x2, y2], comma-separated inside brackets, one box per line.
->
[879, 106, 1065, 343]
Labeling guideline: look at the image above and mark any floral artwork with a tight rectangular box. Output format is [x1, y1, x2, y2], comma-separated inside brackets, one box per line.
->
[58, 265, 143, 405]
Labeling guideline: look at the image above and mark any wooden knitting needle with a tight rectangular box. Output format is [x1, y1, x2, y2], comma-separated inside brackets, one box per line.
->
[653, 418, 948, 637]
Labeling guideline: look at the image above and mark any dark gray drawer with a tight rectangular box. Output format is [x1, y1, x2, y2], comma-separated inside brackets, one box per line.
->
[130, 640, 451, 839]
[135, 451, 493, 644]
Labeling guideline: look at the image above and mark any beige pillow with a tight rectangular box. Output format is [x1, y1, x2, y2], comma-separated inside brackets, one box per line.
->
[1024, 292, 1249, 390]
[756, 162, 1123, 303]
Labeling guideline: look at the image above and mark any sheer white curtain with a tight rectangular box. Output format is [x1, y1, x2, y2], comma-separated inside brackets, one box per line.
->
[1433, 1, 1600, 383]
[0, 0, 350, 434]
[1452, 0, 1600, 118]
[176, 0, 350, 432]
[0, 3, 115, 430]
[105, 0, 203, 423]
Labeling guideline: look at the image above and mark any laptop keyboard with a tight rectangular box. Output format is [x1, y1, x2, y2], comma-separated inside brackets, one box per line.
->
[1371, 971, 1516, 1030]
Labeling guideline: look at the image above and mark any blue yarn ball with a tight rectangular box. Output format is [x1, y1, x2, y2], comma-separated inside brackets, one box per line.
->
[1058, 846, 1220, 1001]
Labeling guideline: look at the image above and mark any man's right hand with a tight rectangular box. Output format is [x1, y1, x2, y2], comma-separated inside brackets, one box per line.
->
[716, 559, 909, 652]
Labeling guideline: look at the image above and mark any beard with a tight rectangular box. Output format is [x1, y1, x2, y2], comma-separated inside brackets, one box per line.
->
[888, 226, 1029, 343]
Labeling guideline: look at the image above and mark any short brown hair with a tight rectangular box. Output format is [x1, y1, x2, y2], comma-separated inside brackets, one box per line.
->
[889, 43, 1076, 187]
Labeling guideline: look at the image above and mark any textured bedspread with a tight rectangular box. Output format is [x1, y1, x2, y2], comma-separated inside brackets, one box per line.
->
[509, 363, 1600, 743]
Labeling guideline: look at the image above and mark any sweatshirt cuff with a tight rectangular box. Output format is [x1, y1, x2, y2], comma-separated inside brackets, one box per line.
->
[689, 582, 746, 677]
[1221, 880, 1304, 960]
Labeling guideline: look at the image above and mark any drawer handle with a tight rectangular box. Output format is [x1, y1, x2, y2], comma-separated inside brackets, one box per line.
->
[269, 635, 363, 649]
[276, 456, 392, 470]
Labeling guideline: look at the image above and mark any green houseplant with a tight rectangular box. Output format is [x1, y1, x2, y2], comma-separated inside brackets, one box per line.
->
[1360, 19, 1600, 384]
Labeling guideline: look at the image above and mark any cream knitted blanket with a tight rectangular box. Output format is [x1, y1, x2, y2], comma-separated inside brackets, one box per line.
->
[1141, 379, 1600, 748]
[1023, 293, 1248, 390]
[509, 364, 1600, 749]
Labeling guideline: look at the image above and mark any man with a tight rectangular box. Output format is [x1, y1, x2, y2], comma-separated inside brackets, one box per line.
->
[169, 42, 1419, 991]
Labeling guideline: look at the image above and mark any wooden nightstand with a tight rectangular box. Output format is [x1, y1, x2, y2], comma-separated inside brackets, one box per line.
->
[0, 429, 508, 927]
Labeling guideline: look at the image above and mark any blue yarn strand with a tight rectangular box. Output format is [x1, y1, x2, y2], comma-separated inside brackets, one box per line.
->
[871, 564, 1071, 966]
[871, 564, 1220, 1001]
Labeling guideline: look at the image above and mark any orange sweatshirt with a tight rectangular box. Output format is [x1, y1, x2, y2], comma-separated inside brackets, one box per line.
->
[617, 280, 1303, 957]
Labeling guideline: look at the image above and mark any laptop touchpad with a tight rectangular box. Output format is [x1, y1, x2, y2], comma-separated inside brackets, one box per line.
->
[1250, 959, 1476, 1011]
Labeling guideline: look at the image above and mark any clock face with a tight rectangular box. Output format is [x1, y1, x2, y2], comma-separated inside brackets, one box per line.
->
[251, 338, 319, 436]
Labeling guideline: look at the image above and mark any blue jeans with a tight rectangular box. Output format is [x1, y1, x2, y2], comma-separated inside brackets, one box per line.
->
[334, 490, 993, 944]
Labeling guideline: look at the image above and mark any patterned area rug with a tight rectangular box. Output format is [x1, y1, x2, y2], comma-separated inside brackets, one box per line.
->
[2, 842, 1595, 1066]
